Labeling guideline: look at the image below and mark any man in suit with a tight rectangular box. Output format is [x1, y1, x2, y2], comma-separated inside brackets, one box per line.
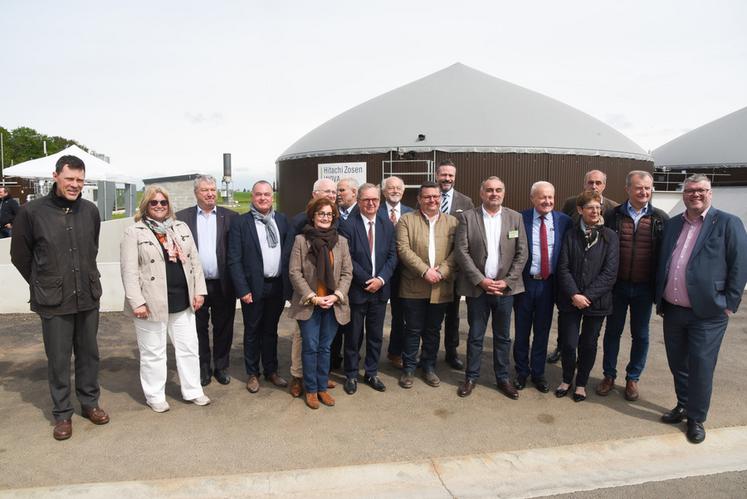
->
[284, 178, 339, 397]
[396, 181, 458, 389]
[339, 183, 398, 394]
[437, 159, 474, 370]
[548, 169, 618, 363]
[455, 177, 528, 399]
[337, 178, 359, 221]
[597, 171, 668, 401]
[176, 175, 238, 386]
[378, 175, 413, 369]
[655, 174, 747, 444]
[228, 180, 290, 393]
[512, 181, 571, 394]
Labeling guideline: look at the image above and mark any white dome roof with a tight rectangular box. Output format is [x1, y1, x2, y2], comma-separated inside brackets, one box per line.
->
[653, 106, 747, 167]
[278, 63, 649, 161]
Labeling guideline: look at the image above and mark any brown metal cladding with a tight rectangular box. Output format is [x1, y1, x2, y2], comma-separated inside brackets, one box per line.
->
[276, 151, 652, 216]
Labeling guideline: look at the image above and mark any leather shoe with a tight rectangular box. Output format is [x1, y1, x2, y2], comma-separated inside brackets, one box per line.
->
[318, 391, 335, 407]
[289, 376, 303, 398]
[457, 379, 476, 397]
[246, 375, 260, 393]
[573, 392, 587, 403]
[399, 372, 414, 389]
[423, 370, 441, 387]
[344, 377, 358, 395]
[387, 353, 403, 369]
[214, 369, 231, 385]
[445, 354, 464, 370]
[513, 376, 527, 390]
[82, 406, 110, 425]
[555, 384, 571, 398]
[547, 347, 561, 364]
[686, 419, 706, 444]
[267, 373, 288, 388]
[305, 392, 319, 410]
[596, 376, 615, 396]
[533, 378, 550, 393]
[624, 379, 639, 401]
[200, 365, 212, 387]
[497, 380, 519, 400]
[327, 379, 336, 389]
[661, 405, 687, 424]
[53, 419, 72, 441]
[365, 375, 386, 392]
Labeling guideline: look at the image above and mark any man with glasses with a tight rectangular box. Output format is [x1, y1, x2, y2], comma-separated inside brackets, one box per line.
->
[338, 183, 397, 394]
[656, 174, 747, 443]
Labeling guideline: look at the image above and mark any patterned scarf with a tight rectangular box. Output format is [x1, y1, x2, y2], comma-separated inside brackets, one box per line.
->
[302, 224, 338, 292]
[142, 216, 187, 263]
[250, 205, 278, 248]
[580, 217, 605, 251]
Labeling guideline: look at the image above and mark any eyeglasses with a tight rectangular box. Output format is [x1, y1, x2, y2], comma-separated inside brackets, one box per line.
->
[315, 189, 337, 195]
[360, 198, 379, 204]
[683, 188, 710, 196]
[582, 205, 602, 211]
[149, 199, 169, 207]
[315, 211, 335, 219]
[420, 195, 440, 200]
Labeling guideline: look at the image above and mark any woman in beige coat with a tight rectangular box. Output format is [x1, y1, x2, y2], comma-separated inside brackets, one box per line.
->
[288, 197, 352, 410]
[120, 185, 209, 412]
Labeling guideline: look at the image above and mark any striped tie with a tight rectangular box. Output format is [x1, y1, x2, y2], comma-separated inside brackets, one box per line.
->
[440, 192, 449, 213]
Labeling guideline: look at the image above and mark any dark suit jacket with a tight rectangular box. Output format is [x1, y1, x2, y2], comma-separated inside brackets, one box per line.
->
[562, 195, 618, 223]
[448, 189, 474, 215]
[176, 205, 238, 298]
[227, 210, 290, 300]
[520, 209, 572, 281]
[339, 212, 398, 304]
[378, 202, 413, 222]
[655, 208, 747, 318]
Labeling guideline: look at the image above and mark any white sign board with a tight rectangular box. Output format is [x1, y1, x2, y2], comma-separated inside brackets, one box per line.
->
[318, 162, 367, 186]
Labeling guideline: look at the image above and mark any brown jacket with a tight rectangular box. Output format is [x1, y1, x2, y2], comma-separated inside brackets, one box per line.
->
[395, 211, 458, 303]
[287, 234, 353, 325]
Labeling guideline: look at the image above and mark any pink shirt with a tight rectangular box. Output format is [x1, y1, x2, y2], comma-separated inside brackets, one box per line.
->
[663, 208, 709, 307]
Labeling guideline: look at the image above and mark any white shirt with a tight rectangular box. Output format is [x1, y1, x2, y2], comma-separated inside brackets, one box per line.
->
[423, 211, 440, 268]
[529, 209, 556, 276]
[386, 202, 402, 223]
[255, 216, 281, 278]
[360, 213, 377, 277]
[440, 189, 453, 213]
[482, 206, 502, 279]
[196, 206, 218, 279]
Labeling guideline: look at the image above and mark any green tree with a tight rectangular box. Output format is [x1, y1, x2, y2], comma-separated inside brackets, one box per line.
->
[0, 125, 88, 168]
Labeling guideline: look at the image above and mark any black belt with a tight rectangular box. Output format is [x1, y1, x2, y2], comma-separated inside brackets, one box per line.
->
[264, 276, 281, 282]
[530, 274, 551, 280]
[663, 300, 692, 310]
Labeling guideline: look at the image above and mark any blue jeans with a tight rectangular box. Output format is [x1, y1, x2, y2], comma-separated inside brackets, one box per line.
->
[298, 307, 339, 393]
[465, 293, 513, 383]
[602, 281, 653, 381]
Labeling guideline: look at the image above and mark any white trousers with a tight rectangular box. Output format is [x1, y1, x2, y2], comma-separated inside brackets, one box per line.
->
[134, 309, 204, 403]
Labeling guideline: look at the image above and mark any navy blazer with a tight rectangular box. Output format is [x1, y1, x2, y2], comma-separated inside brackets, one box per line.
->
[176, 205, 238, 298]
[655, 208, 747, 318]
[377, 202, 414, 222]
[520, 209, 572, 281]
[227, 211, 289, 300]
[339, 211, 398, 304]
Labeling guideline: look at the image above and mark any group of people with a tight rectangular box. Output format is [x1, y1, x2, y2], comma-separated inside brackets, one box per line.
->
[9, 155, 747, 446]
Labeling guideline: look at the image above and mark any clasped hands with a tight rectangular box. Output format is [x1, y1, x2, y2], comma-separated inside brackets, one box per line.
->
[479, 278, 508, 295]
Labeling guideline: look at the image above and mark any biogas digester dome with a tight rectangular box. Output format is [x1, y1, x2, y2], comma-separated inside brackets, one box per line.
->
[276, 63, 652, 214]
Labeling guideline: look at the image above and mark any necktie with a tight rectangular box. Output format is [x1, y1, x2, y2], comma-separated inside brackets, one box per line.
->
[390, 208, 397, 224]
[540, 215, 550, 279]
[368, 221, 374, 254]
[440, 193, 449, 213]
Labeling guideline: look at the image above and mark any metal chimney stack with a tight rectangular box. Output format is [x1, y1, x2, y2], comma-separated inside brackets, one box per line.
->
[221, 153, 234, 205]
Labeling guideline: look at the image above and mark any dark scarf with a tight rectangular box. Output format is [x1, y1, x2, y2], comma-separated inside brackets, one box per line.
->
[580, 218, 604, 251]
[302, 224, 338, 292]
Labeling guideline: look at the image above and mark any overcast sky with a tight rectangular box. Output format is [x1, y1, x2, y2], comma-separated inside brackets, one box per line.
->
[2, 0, 745, 189]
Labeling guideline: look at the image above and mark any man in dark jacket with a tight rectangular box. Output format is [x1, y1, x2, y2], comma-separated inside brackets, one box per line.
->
[597, 171, 668, 401]
[0, 185, 20, 238]
[10, 155, 109, 440]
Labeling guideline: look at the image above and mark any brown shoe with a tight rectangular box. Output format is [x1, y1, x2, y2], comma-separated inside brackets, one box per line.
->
[497, 380, 519, 400]
[457, 379, 476, 398]
[387, 353, 404, 369]
[267, 373, 288, 388]
[246, 375, 260, 393]
[53, 419, 72, 440]
[327, 379, 336, 389]
[596, 376, 615, 396]
[318, 391, 335, 406]
[305, 392, 320, 409]
[82, 407, 110, 425]
[289, 376, 303, 398]
[625, 379, 640, 401]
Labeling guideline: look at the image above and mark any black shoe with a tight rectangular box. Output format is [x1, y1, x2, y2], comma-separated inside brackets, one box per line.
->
[399, 372, 414, 389]
[661, 405, 687, 424]
[344, 377, 358, 395]
[533, 378, 550, 393]
[214, 369, 231, 385]
[200, 365, 211, 387]
[445, 354, 464, 370]
[547, 348, 561, 364]
[555, 384, 570, 398]
[513, 376, 527, 390]
[365, 375, 386, 392]
[686, 419, 706, 444]
[572, 392, 587, 403]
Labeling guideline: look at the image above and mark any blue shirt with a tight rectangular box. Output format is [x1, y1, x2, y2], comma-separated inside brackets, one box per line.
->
[195, 206, 219, 279]
[529, 209, 555, 276]
[626, 201, 648, 230]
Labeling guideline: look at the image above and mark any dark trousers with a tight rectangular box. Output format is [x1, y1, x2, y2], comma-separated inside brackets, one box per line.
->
[386, 268, 405, 356]
[443, 289, 461, 355]
[240, 278, 284, 377]
[195, 280, 236, 371]
[401, 299, 447, 373]
[331, 324, 347, 367]
[558, 311, 605, 387]
[602, 281, 653, 381]
[662, 301, 728, 423]
[40, 309, 101, 421]
[345, 298, 386, 378]
[513, 278, 554, 380]
[465, 293, 514, 382]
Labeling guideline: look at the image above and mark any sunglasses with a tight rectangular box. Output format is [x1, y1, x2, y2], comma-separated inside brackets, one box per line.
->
[149, 199, 169, 207]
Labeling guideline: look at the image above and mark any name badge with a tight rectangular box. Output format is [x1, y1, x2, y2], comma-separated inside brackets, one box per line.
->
[508, 230, 519, 239]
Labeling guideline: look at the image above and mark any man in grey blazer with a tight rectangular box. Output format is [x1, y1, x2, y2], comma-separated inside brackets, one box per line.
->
[455, 177, 527, 399]
[437, 159, 474, 370]
[176, 175, 238, 386]
[655, 174, 747, 444]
